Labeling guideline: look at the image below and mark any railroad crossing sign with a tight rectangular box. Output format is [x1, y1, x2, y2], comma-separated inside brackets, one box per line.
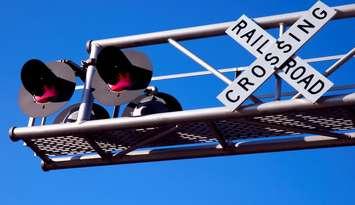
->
[218, 1, 336, 110]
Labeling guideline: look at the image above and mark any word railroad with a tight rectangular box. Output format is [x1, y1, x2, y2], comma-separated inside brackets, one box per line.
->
[218, 1, 336, 110]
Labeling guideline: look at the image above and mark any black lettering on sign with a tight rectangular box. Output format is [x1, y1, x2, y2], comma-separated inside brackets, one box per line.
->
[226, 90, 240, 103]
[288, 32, 301, 42]
[297, 74, 314, 89]
[276, 40, 292, 53]
[256, 39, 270, 55]
[264, 53, 279, 66]
[250, 34, 263, 47]
[297, 19, 315, 34]
[290, 66, 306, 80]
[251, 65, 266, 77]
[231, 20, 247, 35]
[308, 80, 325, 94]
[283, 58, 297, 74]
[237, 77, 255, 91]
[312, 7, 327, 20]
[240, 29, 256, 43]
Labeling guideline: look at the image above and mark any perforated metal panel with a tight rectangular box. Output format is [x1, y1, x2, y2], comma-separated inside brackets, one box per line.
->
[32, 136, 95, 156]
[27, 105, 355, 159]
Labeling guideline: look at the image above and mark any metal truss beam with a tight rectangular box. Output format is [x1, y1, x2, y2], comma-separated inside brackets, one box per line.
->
[73, 52, 354, 90]
[92, 4, 355, 48]
[9, 93, 355, 141]
[168, 38, 262, 104]
[293, 48, 355, 99]
[42, 132, 355, 171]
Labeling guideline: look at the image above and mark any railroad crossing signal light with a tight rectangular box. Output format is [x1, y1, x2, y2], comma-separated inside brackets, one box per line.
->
[122, 91, 182, 117]
[19, 59, 76, 117]
[92, 47, 153, 106]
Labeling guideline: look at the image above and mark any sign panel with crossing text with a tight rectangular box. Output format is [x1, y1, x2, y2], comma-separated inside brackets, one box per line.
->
[218, 1, 336, 110]
[225, 14, 334, 103]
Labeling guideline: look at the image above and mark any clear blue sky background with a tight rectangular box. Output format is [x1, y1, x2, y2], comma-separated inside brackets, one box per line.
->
[1, 0, 355, 204]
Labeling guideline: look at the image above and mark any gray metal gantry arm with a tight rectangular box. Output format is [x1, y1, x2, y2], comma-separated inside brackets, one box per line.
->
[9, 3, 355, 171]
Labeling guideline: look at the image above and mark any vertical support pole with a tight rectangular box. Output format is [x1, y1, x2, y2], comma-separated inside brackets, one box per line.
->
[112, 106, 120, 118]
[40, 117, 47, 126]
[23, 117, 36, 146]
[25, 117, 36, 145]
[274, 23, 284, 101]
[28, 117, 36, 127]
[76, 43, 101, 123]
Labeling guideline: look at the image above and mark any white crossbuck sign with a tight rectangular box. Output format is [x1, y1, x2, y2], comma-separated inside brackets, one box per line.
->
[217, 1, 336, 110]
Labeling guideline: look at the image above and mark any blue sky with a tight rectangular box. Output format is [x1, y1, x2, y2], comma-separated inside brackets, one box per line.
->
[1, 0, 355, 204]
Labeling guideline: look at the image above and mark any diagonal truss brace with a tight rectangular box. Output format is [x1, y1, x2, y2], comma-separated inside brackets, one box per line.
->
[206, 122, 235, 150]
[168, 38, 262, 104]
[293, 47, 355, 99]
[114, 126, 179, 158]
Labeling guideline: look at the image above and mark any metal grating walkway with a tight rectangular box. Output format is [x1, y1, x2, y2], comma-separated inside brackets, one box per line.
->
[30, 105, 355, 157]
[10, 94, 355, 170]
